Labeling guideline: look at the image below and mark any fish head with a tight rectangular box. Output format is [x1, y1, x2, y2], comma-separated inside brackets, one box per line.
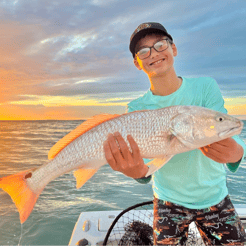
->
[191, 108, 243, 147]
[212, 113, 243, 139]
[170, 106, 243, 149]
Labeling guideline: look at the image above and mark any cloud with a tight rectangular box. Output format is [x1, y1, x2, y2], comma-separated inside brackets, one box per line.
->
[0, 104, 127, 120]
[7, 90, 145, 108]
[0, 0, 245, 119]
[224, 97, 246, 117]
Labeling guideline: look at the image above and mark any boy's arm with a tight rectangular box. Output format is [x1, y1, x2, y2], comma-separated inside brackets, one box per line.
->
[226, 135, 245, 172]
[200, 138, 244, 164]
[201, 78, 245, 172]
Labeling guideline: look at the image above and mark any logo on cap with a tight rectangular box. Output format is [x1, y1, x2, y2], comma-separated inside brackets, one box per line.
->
[137, 23, 151, 32]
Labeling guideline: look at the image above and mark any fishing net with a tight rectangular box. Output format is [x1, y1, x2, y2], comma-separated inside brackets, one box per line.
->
[103, 201, 205, 246]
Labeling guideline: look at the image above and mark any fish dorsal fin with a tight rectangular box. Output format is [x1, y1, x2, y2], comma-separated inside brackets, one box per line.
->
[48, 114, 120, 160]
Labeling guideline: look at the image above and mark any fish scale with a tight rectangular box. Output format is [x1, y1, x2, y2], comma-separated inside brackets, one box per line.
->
[30, 110, 172, 193]
[0, 105, 243, 224]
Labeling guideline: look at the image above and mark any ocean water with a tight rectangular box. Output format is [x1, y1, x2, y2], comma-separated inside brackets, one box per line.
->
[0, 120, 245, 245]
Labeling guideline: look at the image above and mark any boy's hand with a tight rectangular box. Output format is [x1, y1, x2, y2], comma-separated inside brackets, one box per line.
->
[200, 138, 244, 163]
[103, 132, 148, 179]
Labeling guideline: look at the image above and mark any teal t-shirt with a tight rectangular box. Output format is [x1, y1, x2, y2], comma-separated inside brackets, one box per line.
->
[127, 77, 246, 209]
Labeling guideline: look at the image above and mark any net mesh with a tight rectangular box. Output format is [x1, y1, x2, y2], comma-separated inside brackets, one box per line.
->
[103, 201, 205, 246]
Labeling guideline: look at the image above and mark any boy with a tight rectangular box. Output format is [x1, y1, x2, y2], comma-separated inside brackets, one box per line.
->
[103, 22, 246, 245]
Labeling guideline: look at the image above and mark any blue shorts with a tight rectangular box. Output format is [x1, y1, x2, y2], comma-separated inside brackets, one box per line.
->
[153, 195, 246, 245]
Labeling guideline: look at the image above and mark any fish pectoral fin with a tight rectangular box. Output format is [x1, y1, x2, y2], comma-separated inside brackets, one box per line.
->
[73, 168, 98, 189]
[174, 135, 197, 149]
[169, 127, 177, 137]
[170, 127, 196, 149]
[146, 156, 173, 176]
[179, 138, 197, 149]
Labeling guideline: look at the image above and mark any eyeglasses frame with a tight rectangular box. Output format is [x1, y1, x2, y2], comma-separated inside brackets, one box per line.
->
[135, 38, 173, 60]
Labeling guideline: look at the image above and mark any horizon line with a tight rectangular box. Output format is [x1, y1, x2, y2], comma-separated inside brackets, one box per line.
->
[0, 114, 246, 121]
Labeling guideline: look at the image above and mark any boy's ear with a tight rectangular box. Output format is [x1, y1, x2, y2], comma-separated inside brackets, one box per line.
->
[133, 57, 142, 70]
[172, 43, 178, 57]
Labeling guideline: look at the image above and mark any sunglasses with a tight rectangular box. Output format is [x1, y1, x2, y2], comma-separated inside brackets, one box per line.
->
[136, 38, 171, 60]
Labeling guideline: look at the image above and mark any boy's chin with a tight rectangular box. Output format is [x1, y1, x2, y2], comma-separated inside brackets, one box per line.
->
[147, 68, 168, 77]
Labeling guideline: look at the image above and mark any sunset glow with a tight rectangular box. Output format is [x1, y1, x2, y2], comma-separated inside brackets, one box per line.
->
[0, 96, 245, 121]
[0, 1, 245, 120]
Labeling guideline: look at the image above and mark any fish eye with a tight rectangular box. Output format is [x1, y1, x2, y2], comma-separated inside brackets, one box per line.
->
[216, 116, 225, 122]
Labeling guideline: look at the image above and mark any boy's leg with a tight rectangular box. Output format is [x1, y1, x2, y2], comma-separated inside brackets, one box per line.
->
[153, 197, 194, 245]
[195, 195, 246, 245]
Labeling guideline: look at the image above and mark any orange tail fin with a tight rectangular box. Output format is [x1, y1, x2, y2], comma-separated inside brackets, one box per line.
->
[0, 170, 41, 224]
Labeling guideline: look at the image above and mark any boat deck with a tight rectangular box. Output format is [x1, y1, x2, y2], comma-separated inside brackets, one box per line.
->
[69, 204, 246, 245]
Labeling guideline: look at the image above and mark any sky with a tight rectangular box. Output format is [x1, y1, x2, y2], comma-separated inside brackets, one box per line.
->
[0, 0, 245, 120]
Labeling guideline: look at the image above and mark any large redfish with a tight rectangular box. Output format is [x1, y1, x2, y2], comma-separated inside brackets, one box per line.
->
[0, 106, 243, 223]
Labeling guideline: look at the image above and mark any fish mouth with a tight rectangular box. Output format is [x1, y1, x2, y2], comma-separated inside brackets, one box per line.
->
[218, 122, 243, 138]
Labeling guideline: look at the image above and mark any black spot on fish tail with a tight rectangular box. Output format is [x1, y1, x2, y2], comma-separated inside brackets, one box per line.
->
[25, 173, 32, 179]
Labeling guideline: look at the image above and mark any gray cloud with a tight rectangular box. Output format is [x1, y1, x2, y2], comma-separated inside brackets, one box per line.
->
[0, 0, 245, 104]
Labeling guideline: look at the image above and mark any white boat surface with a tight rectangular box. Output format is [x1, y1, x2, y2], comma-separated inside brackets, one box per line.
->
[69, 203, 246, 246]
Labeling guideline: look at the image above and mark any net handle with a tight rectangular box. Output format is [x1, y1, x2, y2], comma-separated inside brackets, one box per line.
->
[102, 200, 153, 245]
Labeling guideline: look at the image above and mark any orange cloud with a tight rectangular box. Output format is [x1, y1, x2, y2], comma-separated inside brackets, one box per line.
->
[224, 97, 246, 117]
[224, 104, 246, 117]
[0, 104, 126, 120]
[0, 94, 245, 121]
[0, 20, 66, 104]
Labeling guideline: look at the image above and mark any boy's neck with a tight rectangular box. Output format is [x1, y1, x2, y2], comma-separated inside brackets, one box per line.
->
[149, 69, 182, 96]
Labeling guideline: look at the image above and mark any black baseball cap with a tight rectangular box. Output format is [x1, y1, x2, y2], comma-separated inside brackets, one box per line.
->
[129, 22, 173, 57]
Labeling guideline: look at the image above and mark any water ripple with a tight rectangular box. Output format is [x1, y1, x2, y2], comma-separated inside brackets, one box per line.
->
[0, 120, 245, 245]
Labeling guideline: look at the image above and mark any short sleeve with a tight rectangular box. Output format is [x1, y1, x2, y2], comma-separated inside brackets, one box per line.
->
[203, 78, 227, 114]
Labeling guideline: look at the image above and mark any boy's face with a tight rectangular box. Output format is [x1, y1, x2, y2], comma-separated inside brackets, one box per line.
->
[133, 34, 177, 77]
